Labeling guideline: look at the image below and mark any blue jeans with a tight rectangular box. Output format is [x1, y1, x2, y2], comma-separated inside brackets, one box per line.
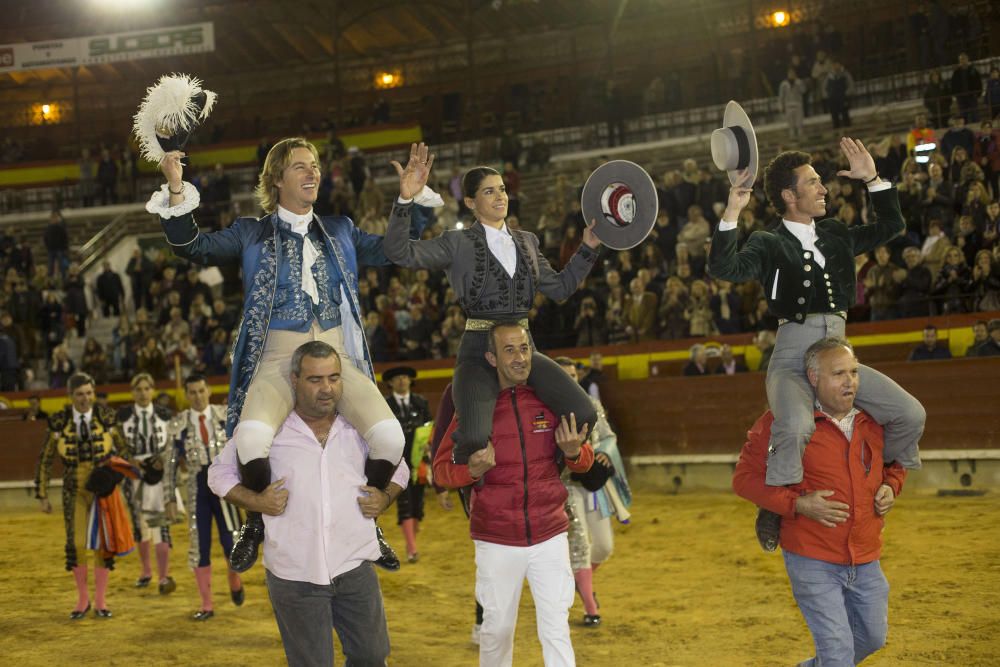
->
[783, 551, 889, 667]
[266, 564, 389, 667]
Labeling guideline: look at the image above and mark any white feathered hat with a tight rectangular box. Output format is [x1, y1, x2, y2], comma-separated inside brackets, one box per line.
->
[132, 73, 217, 163]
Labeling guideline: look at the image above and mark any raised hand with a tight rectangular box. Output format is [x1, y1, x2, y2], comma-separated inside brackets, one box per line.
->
[555, 412, 589, 459]
[159, 150, 185, 188]
[836, 137, 878, 183]
[390, 142, 435, 200]
[722, 169, 753, 222]
[583, 219, 602, 249]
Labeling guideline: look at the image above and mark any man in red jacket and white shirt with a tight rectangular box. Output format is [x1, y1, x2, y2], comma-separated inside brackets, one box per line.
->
[733, 336, 909, 667]
[434, 321, 594, 667]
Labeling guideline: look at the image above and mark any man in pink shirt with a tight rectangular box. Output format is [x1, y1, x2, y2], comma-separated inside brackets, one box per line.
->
[209, 341, 409, 667]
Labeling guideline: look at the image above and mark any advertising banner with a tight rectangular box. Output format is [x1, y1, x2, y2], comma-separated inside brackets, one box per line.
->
[0, 22, 214, 73]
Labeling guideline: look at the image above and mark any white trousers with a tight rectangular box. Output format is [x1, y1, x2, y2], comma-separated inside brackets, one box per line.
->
[567, 485, 614, 567]
[474, 533, 576, 667]
[236, 323, 402, 465]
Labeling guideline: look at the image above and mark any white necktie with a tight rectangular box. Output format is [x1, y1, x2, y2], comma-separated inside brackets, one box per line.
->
[279, 207, 321, 305]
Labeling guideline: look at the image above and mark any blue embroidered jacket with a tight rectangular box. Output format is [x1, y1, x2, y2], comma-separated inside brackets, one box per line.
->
[160, 205, 428, 436]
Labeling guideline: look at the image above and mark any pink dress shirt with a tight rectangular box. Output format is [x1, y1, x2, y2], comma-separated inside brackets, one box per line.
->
[208, 411, 409, 585]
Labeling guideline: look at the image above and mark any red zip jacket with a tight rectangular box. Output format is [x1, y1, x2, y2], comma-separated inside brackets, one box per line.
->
[433, 385, 594, 547]
[732, 409, 907, 565]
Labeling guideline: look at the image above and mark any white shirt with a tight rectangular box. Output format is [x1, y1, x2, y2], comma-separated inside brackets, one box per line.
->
[780, 219, 827, 268]
[921, 232, 946, 258]
[133, 404, 156, 452]
[72, 408, 93, 436]
[392, 392, 410, 409]
[188, 405, 216, 438]
[208, 412, 410, 585]
[717, 182, 893, 262]
[818, 405, 860, 441]
[277, 205, 321, 305]
[481, 222, 517, 278]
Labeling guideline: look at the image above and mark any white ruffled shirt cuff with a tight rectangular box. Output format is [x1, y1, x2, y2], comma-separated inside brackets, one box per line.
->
[396, 185, 445, 208]
[145, 181, 200, 219]
[718, 220, 738, 231]
[867, 181, 891, 193]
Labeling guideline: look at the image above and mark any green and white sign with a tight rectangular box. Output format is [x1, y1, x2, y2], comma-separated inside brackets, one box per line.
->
[0, 22, 214, 73]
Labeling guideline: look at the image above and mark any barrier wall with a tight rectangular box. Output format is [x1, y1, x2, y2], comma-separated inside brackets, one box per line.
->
[6, 356, 997, 484]
[4, 311, 997, 484]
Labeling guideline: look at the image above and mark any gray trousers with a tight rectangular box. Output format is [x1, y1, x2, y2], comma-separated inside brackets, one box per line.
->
[266, 564, 389, 667]
[765, 314, 925, 486]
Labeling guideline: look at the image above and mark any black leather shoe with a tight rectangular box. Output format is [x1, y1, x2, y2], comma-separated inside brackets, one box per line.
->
[583, 614, 602, 627]
[373, 525, 400, 571]
[94, 608, 112, 619]
[158, 576, 176, 595]
[231, 587, 245, 607]
[755, 508, 782, 552]
[192, 610, 214, 621]
[70, 603, 91, 620]
[229, 513, 265, 573]
[135, 576, 151, 588]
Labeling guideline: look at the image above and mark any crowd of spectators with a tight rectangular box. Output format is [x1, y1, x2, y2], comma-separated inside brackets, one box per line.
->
[0, 228, 242, 391]
[1, 54, 999, 389]
[270, 92, 999, 367]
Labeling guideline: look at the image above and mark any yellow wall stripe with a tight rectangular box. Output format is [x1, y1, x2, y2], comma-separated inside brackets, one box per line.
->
[1, 325, 976, 410]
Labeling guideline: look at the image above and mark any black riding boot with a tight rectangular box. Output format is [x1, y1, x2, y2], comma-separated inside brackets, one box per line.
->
[366, 459, 401, 572]
[755, 507, 782, 552]
[229, 458, 271, 573]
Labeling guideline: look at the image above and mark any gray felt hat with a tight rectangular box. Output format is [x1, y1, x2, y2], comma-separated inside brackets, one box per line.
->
[711, 100, 758, 187]
[580, 160, 658, 250]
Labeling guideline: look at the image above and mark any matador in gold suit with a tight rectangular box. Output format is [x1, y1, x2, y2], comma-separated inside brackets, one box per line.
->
[35, 373, 134, 620]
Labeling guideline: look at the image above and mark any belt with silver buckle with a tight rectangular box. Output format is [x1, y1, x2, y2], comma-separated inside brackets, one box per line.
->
[465, 317, 529, 332]
[778, 311, 847, 326]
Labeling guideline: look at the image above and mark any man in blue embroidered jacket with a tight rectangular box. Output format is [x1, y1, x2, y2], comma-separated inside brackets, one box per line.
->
[146, 137, 428, 572]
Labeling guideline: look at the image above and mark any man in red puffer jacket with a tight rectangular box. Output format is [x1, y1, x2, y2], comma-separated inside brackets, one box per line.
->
[434, 321, 594, 667]
[733, 337, 909, 666]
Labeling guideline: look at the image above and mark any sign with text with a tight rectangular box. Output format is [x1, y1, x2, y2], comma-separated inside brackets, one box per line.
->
[0, 22, 214, 73]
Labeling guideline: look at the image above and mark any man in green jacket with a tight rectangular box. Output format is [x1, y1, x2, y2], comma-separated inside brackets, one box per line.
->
[709, 137, 924, 551]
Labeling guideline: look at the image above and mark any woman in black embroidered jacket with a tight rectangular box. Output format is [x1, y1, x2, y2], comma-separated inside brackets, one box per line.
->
[386, 144, 600, 463]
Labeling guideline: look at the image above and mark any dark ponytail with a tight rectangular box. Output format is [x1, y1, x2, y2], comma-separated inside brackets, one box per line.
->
[461, 166, 501, 199]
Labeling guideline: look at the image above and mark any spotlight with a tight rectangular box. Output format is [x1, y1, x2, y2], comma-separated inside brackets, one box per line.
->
[375, 71, 402, 89]
[772, 10, 789, 26]
[41, 104, 51, 116]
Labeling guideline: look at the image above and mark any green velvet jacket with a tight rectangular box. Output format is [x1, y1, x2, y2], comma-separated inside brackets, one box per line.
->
[708, 187, 905, 323]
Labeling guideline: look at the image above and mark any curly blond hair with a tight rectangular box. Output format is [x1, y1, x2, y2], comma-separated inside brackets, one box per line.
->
[254, 138, 320, 213]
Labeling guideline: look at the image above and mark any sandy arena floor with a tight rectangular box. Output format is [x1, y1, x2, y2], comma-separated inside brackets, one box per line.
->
[1, 488, 998, 666]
